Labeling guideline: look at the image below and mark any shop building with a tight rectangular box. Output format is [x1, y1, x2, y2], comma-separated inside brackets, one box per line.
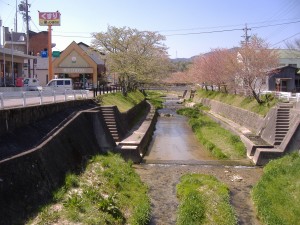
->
[52, 41, 105, 89]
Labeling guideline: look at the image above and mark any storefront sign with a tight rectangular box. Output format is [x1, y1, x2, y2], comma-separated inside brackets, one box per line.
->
[39, 11, 61, 26]
[54, 67, 93, 74]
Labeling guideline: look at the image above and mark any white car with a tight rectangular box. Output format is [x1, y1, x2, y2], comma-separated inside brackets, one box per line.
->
[45, 78, 73, 90]
[23, 78, 43, 91]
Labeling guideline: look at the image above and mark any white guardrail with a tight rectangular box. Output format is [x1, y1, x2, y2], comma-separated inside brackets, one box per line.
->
[261, 91, 300, 102]
[0, 89, 90, 109]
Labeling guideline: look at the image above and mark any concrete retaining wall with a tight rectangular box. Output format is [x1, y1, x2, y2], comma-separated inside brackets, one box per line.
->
[0, 98, 151, 224]
[195, 97, 265, 134]
[0, 99, 96, 136]
[0, 108, 115, 224]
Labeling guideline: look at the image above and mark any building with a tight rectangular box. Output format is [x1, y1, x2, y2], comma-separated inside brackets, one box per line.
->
[277, 49, 300, 68]
[265, 66, 300, 92]
[52, 41, 106, 89]
[0, 27, 36, 87]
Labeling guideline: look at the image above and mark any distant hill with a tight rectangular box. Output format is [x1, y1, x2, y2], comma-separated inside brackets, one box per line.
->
[170, 56, 198, 63]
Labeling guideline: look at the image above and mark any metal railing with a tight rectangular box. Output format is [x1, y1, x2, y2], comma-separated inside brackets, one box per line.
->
[0, 89, 90, 109]
[260, 91, 300, 102]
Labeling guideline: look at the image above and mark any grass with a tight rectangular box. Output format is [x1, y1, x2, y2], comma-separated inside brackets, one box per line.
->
[26, 153, 151, 225]
[176, 173, 237, 225]
[96, 90, 145, 112]
[195, 89, 278, 116]
[144, 90, 165, 109]
[177, 104, 246, 159]
[252, 152, 300, 225]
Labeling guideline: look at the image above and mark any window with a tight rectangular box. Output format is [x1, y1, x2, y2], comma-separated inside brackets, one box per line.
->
[65, 80, 71, 85]
[57, 80, 63, 85]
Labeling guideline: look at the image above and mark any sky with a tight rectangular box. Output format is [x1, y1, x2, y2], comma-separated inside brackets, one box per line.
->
[1, 0, 300, 59]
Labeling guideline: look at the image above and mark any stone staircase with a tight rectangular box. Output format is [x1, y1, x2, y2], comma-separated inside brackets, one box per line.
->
[100, 106, 122, 142]
[274, 103, 292, 146]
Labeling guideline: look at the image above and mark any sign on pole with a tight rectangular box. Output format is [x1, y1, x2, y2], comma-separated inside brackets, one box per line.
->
[39, 11, 61, 26]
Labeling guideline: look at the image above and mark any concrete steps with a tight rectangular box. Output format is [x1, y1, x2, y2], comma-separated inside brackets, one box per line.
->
[274, 103, 292, 146]
[100, 106, 121, 142]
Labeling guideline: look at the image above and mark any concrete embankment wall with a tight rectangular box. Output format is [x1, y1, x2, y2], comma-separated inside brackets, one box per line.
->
[194, 97, 265, 134]
[0, 99, 150, 224]
[0, 109, 116, 224]
[0, 99, 97, 136]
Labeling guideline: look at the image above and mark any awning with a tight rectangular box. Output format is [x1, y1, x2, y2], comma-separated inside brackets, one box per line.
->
[0, 47, 36, 59]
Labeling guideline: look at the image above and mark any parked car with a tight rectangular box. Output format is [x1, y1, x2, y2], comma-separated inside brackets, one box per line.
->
[44, 78, 73, 90]
[23, 78, 43, 91]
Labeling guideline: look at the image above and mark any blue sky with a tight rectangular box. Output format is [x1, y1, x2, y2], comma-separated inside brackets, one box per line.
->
[1, 0, 299, 58]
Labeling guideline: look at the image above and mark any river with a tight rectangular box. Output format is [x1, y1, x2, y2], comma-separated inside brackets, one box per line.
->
[135, 93, 262, 225]
[143, 95, 214, 163]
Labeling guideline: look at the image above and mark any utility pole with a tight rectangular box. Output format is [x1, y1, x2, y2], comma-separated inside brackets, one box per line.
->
[25, 0, 30, 77]
[15, 0, 18, 32]
[18, 0, 31, 77]
[242, 24, 251, 45]
[11, 29, 14, 86]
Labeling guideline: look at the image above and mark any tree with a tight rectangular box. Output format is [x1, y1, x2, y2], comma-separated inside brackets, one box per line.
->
[286, 38, 300, 50]
[187, 48, 237, 92]
[91, 26, 171, 94]
[235, 35, 279, 103]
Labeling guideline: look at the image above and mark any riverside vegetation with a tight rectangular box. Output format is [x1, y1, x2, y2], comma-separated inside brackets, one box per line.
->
[196, 89, 278, 116]
[252, 152, 300, 225]
[181, 89, 300, 224]
[26, 153, 151, 225]
[176, 173, 237, 225]
[177, 104, 246, 159]
[26, 90, 299, 224]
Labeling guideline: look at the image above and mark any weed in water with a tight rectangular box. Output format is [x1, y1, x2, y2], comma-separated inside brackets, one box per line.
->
[176, 174, 237, 225]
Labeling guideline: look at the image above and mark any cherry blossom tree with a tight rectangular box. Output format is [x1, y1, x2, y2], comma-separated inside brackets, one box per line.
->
[187, 48, 237, 92]
[91, 26, 171, 95]
[235, 35, 279, 103]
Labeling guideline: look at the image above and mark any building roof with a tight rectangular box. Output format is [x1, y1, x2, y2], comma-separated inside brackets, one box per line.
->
[78, 42, 105, 65]
[274, 49, 300, 59]
[0, 47, 36, 59]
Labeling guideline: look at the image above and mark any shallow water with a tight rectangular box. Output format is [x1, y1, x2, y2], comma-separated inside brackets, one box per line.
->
[143, 96, 215, 161]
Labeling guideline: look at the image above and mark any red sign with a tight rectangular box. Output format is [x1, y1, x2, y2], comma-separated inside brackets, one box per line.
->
[39, 11, 61, 26]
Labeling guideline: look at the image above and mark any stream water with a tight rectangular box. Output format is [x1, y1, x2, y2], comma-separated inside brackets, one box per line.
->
[143, 95, 215, 163]
[135, 93, 262, 225]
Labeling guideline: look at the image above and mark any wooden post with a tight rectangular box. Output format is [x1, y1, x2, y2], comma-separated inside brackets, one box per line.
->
[48, 25, 53, 81]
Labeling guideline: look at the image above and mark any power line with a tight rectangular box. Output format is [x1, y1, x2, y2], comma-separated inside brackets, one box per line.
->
[271, 32, 300, 47]
[158, 17, 300, 33]
[164, 28, 243, 37]
[251, 20, 300, 30]
[52, 34, 92, 38]
[0, 0, 12, 6]
[163, 20, 300, 37]
[31, 19, 300, 42]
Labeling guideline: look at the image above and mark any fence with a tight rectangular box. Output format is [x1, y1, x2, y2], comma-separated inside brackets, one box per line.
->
[260, 91, 300, 102]
[0, 89, 90, 109]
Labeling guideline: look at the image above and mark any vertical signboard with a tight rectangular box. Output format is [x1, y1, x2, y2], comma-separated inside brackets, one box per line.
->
[39, 11, 61, 81]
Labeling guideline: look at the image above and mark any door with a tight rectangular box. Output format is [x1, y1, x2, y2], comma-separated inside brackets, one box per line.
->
[281, 80, 287, 92]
